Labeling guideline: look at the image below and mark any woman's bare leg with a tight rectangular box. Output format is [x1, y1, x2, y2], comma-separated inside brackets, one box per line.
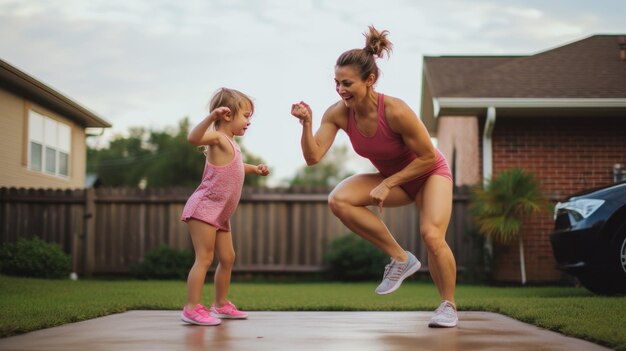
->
[328, 173, 413, 261]
[416, 175, 456, 304]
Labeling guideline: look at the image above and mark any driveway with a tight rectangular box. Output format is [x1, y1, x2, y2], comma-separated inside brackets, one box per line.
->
[0, 311, 608, 351]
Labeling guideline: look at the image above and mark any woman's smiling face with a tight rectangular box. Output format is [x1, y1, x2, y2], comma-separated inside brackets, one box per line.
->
[334, 65, 370, 108]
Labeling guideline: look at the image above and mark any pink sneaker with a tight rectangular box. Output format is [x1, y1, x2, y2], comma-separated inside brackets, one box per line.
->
[180, 304, 221, 326]
[210, 301, 248, 319]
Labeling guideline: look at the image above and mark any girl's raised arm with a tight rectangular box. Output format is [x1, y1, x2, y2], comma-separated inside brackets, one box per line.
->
[188, 107, 230, 146]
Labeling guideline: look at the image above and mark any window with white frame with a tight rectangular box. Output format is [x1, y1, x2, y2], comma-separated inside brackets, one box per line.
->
[28, 110, 71, 177]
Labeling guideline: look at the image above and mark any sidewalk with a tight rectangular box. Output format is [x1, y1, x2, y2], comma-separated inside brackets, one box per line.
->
[0, 311, 609, 351]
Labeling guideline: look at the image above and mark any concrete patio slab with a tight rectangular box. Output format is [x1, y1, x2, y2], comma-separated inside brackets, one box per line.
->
[0, 311, 608, 351]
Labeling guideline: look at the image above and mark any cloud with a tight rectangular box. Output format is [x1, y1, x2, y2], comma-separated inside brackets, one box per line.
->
[1, 0, 624, 183]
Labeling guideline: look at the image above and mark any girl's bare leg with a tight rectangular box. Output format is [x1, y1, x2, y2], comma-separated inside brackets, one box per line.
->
[186, 219, 217, 308]
[214, 231, 235, 306]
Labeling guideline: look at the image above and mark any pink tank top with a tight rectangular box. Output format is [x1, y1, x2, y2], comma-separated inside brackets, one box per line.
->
[347, 93, 418, 177]
[346, 93, 451, 198]
[180, 136, 245, 231]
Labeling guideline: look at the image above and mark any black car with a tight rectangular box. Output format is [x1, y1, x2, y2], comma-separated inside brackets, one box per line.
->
[550, 181, 626, 295]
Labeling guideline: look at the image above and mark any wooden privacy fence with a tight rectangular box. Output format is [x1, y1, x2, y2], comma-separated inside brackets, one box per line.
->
[0, 186, 475, 276]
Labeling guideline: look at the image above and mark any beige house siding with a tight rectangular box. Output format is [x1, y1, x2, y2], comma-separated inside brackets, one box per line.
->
[0, 87, 86, 189]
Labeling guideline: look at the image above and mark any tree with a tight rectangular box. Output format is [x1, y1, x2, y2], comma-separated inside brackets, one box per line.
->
[469, 168, 549, 285]
[143, 118, 206, 187]
[87, 127, 156, 186]
[87, 117, 268, 187]
[289, 144, 354, 187]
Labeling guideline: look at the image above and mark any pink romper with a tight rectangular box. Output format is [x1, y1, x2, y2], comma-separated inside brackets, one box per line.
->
[347, 93, 452, 199]
[180, 136, 244, 231]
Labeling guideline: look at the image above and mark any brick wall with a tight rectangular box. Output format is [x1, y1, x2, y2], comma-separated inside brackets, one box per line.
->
[488, 116, 626, 283]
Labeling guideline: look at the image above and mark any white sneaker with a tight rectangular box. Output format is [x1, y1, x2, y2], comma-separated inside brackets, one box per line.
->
[428, 300, 458, 328]
[375, 251, 421, 295]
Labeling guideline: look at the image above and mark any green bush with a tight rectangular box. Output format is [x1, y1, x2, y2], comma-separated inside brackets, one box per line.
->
[130, 245, 194, 280]
[323, 234, 389, 281]
[0, 237, 71, 279]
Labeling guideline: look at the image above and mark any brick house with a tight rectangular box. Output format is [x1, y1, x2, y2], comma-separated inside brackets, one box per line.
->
[421, 35, 626, 283]
[0, 58, 111, 189]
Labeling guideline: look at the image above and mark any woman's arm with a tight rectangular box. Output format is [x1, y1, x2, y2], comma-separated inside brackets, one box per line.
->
[187, 107, 230, 146]
[382, 98, 437, 188]
[370, 98, 437, 209]
[291, 101, 341, 165]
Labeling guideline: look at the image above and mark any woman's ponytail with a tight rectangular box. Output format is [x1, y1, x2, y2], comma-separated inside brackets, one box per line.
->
[336, 25, 393, 83]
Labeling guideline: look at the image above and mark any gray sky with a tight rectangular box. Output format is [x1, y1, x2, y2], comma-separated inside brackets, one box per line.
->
[1, 0, 624, 185]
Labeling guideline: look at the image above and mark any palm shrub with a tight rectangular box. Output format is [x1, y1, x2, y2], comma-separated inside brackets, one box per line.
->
[469, 168, 549, 285]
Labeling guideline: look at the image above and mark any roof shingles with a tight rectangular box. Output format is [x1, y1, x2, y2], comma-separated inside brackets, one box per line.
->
[424, 35, 626, 99]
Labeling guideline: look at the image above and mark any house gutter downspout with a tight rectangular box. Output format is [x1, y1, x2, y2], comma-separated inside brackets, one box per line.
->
[482, 106, 496, 271]
[482, 106, 496, 187]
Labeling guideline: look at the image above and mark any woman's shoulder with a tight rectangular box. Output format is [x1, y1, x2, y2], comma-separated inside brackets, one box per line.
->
[383, 95, 414, 118]
[382, 95, 420, 131]
[322, 100, 349, 121]
[382, 94, 409, 111]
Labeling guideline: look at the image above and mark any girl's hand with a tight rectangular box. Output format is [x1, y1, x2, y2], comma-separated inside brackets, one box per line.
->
[256, 164, 270, 176]
[290, 101, 312, 125]
[370, 181, 391, 214]
[210, 106, 231, 121]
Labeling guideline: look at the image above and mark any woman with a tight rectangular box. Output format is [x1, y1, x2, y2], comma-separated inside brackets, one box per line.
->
[290, 26, 458, 328]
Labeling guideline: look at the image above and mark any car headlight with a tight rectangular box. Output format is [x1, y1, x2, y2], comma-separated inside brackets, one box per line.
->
[554, 198, 605, 221]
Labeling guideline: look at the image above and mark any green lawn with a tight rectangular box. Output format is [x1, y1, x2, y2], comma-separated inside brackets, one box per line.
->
[1, 276, 624, 350]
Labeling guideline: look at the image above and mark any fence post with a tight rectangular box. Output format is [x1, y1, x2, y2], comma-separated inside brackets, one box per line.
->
[84, 188, 96, 277]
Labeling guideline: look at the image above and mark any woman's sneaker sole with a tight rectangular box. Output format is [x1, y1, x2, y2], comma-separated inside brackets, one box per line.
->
[428, 319, 458, 328]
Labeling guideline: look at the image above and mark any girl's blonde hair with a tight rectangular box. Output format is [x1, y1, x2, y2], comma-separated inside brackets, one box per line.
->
[208, 87, 255, 129]
[201, 87, 254, 154]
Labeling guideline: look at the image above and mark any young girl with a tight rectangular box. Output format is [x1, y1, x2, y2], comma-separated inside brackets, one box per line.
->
[180, 87, 269, 326]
